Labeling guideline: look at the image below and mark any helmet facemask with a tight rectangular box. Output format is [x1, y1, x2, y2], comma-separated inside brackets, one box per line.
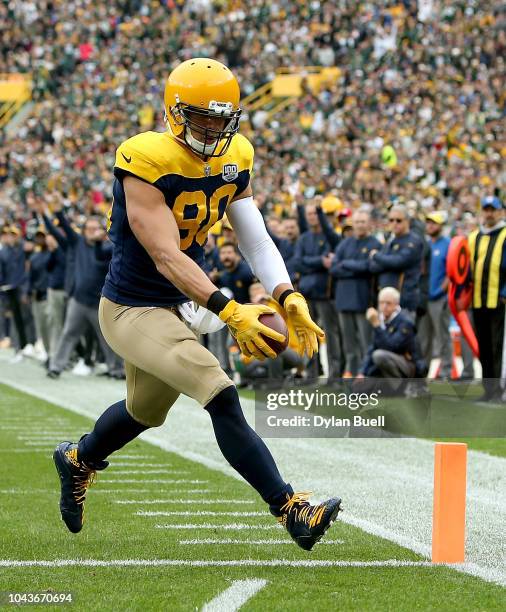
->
[169, 99, 241, 157]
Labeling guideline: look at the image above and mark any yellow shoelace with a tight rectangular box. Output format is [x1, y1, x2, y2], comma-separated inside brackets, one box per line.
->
[279, 491, 326, 528]
[73, 469, 97, 505]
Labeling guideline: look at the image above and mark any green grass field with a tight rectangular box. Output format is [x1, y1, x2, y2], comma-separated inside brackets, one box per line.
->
[0, 383, 505, 611]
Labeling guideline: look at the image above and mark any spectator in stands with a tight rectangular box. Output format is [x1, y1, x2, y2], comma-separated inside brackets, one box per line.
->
[217, 242, 255, 304]
[330, 209, 382, 377]
[45, 210, 123, 379]
[468, 196, 506, 401]
[294, 203, 343, 380]
[44, 232, 66, 365]
[266, 216, 300, 284]
[418, 212, 452, 379]
[0, 225, 28, 359]
[27, 227, 50, 360]
[369, 205, 423, 320]
[358, 287, 426, 382]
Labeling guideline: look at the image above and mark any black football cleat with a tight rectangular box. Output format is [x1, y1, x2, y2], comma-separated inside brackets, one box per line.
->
[271, 491, 342, 551]
[53, 442, 108, 533]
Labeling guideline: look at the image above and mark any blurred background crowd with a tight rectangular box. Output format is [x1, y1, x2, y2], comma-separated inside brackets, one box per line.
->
[0, 0, 505, 395]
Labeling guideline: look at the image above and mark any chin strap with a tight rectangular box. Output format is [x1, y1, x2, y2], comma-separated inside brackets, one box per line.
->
[184, 128, 218, 156]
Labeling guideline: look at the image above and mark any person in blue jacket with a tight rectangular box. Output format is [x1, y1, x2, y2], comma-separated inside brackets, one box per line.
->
[368, 204, 423, 319]
[359, 287, 426, 379]
[45, 205, 123, 379]
[0, 225, 28, 353]
[27, 228, 51, 356]
[330, 209, 382, 376]
[293, 203, 343, 379]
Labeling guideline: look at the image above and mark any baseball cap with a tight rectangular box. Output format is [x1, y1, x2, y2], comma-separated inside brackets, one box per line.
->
[481, 196, 502, 210]
[426, 211, 446, 225]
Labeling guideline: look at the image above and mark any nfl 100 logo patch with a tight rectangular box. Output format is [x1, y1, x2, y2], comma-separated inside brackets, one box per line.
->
[222, 163, 238, 182]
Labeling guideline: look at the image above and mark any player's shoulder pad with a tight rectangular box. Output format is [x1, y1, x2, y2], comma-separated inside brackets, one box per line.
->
[115, 131, 171, 184]
[229, 133, 255, 173]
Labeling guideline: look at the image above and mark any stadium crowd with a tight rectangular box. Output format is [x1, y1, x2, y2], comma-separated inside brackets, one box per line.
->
[0, 0, 505, 395]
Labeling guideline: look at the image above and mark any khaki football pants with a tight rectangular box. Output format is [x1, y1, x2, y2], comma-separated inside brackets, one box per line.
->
[98, 296, 233, 427]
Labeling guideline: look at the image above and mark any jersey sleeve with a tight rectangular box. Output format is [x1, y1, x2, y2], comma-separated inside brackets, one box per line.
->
[113, 135, 163, 185]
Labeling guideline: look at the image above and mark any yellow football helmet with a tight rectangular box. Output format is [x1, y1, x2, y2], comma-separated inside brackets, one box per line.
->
[164, 58, 241, 157]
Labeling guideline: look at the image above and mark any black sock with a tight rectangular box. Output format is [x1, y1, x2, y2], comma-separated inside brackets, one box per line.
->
[204, 386, 292, 506]
[78, 400, 149, 464]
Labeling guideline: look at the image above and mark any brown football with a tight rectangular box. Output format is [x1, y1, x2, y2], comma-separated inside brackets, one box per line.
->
[259, 312, 289, 355]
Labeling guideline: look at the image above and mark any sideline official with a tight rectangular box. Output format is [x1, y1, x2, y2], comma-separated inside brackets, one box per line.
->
[468, 196, 506, 401]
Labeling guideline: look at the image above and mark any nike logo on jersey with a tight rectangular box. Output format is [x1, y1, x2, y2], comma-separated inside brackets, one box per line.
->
[122, 153, 132, 163]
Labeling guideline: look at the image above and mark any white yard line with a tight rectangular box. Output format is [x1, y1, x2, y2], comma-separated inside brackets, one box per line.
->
[116, 499, 254, 505]
[155, 523, 281, 531]
[0, 449, 53, 453]
[110, 465, 190, 476]
[202, 579, 268, 612]
[137, 511, 266, 517]
[99, 479, 207, 484]
[105, 469, 188, 475]
[109, 463, 170, 468]
[0, 358, 504, 587]
[0, 558, 436, 568]
[112, 455, 155, 459]
[0, 488, 213, 495]
[96, 489, 212, 495]
[179, 538, 344, 545]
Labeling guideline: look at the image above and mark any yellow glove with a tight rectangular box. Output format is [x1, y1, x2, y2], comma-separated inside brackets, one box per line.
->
[283, 292, 325, 358]
[219, 300, 286, 361]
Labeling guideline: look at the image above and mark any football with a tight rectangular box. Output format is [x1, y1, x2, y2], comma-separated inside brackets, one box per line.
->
[259, 311, 289, 355]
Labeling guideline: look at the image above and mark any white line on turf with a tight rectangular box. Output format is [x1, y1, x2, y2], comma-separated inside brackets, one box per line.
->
[179, 539, 345, 545]
[0, 449, 52, 453]
[202, 579, 268, 612]
[0, 559, 437, 568]
[0, 488, 213, 495]
[106, 469, 188, 475]
[116, 499, 254, 505]
[96, 489, 213, 495]
[100, 479, 207, 484]
[22, 441, 54, 446]
[109, 463, 170, 467]
[16, 430, 65, 440]
[155, 524, 281, 530]
[137, 511, 266, 517]
[114, 455, 155, 459]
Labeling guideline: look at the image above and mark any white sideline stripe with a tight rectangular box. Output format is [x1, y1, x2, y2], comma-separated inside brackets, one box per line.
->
[1, 363, 504, 587]
[0, 559, 436, 568]
[155, 524, 281, 531]
[116, 499, 254, 505]
[137, 510, 265, 517]
[100, 479, 207, 484]
[179, 539, 345, 545]
[202, 579, 268, 612]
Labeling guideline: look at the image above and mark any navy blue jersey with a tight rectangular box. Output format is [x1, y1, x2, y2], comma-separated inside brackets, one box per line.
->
[102, 130, 253, 306]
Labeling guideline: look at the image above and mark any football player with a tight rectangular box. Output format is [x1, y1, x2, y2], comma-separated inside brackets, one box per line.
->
[53, 58, 341, 550]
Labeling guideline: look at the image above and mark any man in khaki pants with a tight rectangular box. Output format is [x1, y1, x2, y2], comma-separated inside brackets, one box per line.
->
[53, 58, 341, 551]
